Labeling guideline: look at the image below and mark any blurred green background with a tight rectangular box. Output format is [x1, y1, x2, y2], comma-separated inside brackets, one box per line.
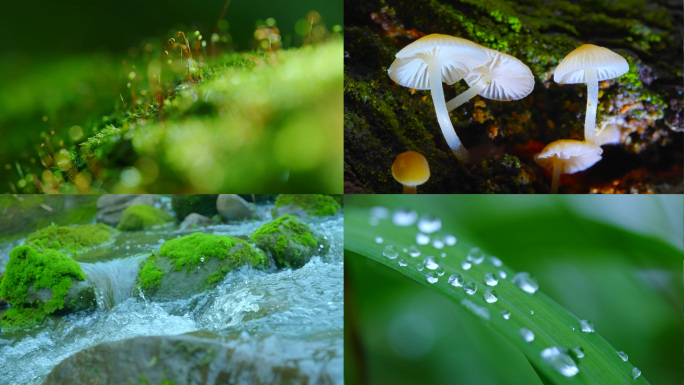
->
[345, 195, 682, 385]
[0, 0, 342, 193]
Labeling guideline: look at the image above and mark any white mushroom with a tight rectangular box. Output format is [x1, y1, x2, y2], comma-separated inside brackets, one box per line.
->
[534, 139, 603, 193]
[388, 34, 490, 162]
[446, 48, 535, 111]
[554, 44, 629, 144]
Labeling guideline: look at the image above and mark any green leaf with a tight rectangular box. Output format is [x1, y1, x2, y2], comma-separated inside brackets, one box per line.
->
[345, 200, 654, 385]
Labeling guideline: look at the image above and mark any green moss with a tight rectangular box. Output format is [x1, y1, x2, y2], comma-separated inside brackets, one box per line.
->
[171, 195, 218, 220]
[25, 223, 115, 255]
[251, 215, 320, 268]
[273, 194, 341, 217]
[117, 205, 174, 231]
[158, 233, 267, 286]
[0, 307, 46, 332]
[138, 253, 164, 292]
[0, 245, 86, 314]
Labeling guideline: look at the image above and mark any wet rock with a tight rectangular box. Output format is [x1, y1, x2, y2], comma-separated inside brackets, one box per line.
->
[251, 215, 329, 269]
[179, 213, 215, 230]
[216, 194, 254, 221]
[43, 333, 338, 385]
[24, 223, 116, 256]
[138, 233, 268, 300]
[97, 194, 164, 227]
[116, 205, 175, 231]
[272, 194, 341, 218]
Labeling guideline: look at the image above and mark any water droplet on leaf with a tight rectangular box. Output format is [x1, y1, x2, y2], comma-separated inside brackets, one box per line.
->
[383, 245, 398, 259]
[484, 273, 498, 286]
[572, 346, 584, 358]
[448, 273, 463, 287]
[483, 288, 498, 303]
[417, 214, 441, 233]
[444, 235, 457, 246]
[520, 327, 534, 342]
[631, 367, 641, 379]
[489, 256, 502, 267]
[464, 281, 477, 295]
[501, 310, 511, 320]
[462, 261, 472, 270]
[512, 272, 539, 294]
[580, 319, 594, 333]
[426, 272, 438, 284]
[416, 263, 424, 272]
[436, 267, 445, 276]
[541, 347, 579, 377]
[408, 245, 421, 257]
[424, 256, 439, 270]
[432, 239, 444, 249]
[393, 208, 418, 226]
[617, 351, 628, 361]
[467, 247, 485, 264]
[375, 237, 384, 244]
[416, 233, 430, 245]
[398, 258, 408, 267]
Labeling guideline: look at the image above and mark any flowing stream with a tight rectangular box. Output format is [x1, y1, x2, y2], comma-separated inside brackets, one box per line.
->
[0, 208, 343, 385]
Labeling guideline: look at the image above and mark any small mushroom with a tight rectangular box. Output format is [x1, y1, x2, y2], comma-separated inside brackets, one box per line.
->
[534, 139, 603, 193]
[554, 44, 629, 144]
[446, 47, 535, 111]
[388, 34, 490, 162]
[392, 151, 430, 194]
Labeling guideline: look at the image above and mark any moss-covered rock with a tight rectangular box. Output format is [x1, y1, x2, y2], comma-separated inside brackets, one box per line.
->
[117, 205, 174, 231]
[0, 245, 95, 332]
[0, 307, 46, 333]
[137, 233, 267, 300]
[171, 195, 218, 221]
[251, 215, 328, 269]
[272, 194, 341, 218]
[24, 223, 115, 256]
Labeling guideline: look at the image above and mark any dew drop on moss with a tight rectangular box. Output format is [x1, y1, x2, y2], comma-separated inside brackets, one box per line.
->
[617, 351, 628, 361]
[417, 214, 441, 233]
[392, 208, 417, 226]
[426, 272, 438, 284]
[383, 245, 398, 259]
[448, 273, 463, 287]
[580, 319, 594, 333]
[520, 327, 534, 342]
[541, 347, 579, 377]
[484, 273, 498, 286]
[512, 272, 539, 294]
[464, 281, 477, 295]
[483, 288, 498, 303]
[631, 367, 641, 379]
[408, 245, 421, 257]
[398, 258, 408, 267]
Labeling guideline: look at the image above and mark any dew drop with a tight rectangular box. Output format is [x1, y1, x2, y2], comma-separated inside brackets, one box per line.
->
[408, 245, 421, 257]
[444, 234, 457, 246]
[424, 256, 439, 270]
[501, 310, 511, 320]
[489, 256, 502, 267]
[398, 258, 408, 267]
[200, 257, 205, 263]
[426, 272, 438, 284]
[572, 346, 584, 359]
[464, 281, 477, 295]
[484, 273, 499, 286]
[570, 325, 575, 331]
[416, 263, 425, 272]
[498, 270, 507, 279]
[416, 233, 430, 245]
[512, 272, 539, 294]
[417, 214, 442, 233]
[541, 347, 579, 377]
[520, 327, 534, 342]
[462, 261, 472, 270]
[375, 236, 384, 244]
[483, 288, 498, 303]
[432, 239, 444, 249]
[370, 206, 390, 219]
[440, 252, 446, 258]
[617, 351, 628, 361]
[579, 319, 594, 333]
[530, 310, 535, 315]
[383, 245, 398, 260]
[436, 267, 446, 276]
[392, 208, 417, 226]
[631, 367, 641, 379]
[448, 273, 463, 287]
[467, 247, 485, 264]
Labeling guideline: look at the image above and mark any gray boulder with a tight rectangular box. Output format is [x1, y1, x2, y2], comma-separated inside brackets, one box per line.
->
[97, 194, 164, 227]
[216, 194, 253, 221]
[42, 333, 338, 385]
[180, 213, 214, 230]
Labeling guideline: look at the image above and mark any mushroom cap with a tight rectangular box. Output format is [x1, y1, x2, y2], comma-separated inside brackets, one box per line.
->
[388, 34, 490, 90]
[463, 48, 535, 101]
[534, 139, 603, 174]
[553, 44, 629, 84]
[392, 151, 431, 186]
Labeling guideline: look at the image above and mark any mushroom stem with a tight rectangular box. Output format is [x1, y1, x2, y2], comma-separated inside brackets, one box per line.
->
[403, 185, 417, 194]
[428, 58, 469, 162]
[584, 67, 599, 143]
[551, 163, 562, 194]
[446, 72, 492, 112]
